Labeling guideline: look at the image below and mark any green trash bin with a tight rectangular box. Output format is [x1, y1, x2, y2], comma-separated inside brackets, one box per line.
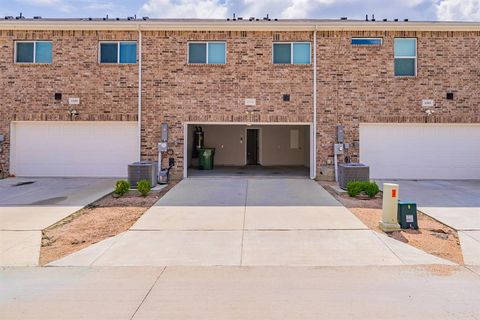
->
[198, 148, 215, 170]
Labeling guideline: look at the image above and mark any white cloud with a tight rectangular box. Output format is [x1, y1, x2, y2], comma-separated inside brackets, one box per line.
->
[233, 0, 437, 20]
[17, 0, 73, 12]
[132, 0, 479, 21]
[436, 0, 480, 21]
[279, 0, 346, 19]
[139, 0, 228, 18]
[83, 0, 115, 11]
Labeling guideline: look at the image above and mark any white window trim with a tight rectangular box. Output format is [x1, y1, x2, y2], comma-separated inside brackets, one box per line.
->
[98, 41, 137, 64]
[272, 42, 311, 65]
[187, 41, 227, 65]
[394, 38, 417, 77]
[14, 40, 52, 64]
[351, 37, 383, 45]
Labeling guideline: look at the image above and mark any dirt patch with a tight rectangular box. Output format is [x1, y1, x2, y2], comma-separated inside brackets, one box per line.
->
[320, 181, 464, 265]
[40, 183, 176, 266]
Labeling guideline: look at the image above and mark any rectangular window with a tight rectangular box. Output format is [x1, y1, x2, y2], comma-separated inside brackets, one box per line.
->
[15, 41, 52, 64]
[273, 42, 311, 64]
[188, 42, 226, 64]
[394, 38, 417, 77]
[99, 41, 137, 64]
[351, 38, 383, 45]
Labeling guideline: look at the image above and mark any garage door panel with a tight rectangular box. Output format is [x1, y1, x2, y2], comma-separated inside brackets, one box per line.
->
[11, 122, 138, 177]
[360, 124, 480, 179]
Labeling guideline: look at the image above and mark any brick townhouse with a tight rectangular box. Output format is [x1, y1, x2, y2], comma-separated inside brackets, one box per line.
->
[0, 18, 479, 180]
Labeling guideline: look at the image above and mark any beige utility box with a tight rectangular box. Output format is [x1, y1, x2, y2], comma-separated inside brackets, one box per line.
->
[379, 183, 401, 232]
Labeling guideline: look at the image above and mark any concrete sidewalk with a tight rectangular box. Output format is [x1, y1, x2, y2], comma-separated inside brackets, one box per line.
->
[51, 178, 453, 267]
[0, 178, 115, 266]
[1, 266, 480, 319]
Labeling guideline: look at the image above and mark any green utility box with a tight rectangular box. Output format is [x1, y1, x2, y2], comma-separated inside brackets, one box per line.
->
[397, 201, 418, 229]
[198, 148, 215, 170]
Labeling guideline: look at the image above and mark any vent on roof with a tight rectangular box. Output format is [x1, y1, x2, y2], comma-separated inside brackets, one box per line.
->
[142, 16, 149, 20]
[4, 16, 14, 20]
[33, 16, 42, 19]
[340, 17, 347, 20]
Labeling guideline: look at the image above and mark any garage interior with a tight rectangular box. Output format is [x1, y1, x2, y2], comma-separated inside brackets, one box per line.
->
[186, 124, 311, 178]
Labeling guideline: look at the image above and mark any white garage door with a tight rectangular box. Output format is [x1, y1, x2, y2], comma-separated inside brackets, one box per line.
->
[11, 121, 138, 177]
[360, 123, 480, 179]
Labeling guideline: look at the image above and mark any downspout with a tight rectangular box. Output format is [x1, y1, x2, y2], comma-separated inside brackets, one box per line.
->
[312, 27, 317, 179]
[137, 26, 142, 161]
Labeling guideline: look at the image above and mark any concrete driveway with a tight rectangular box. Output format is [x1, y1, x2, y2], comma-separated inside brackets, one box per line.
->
[51, 178, 452, 267]
[0, 177, 115, 266]
[381, 180, 480, 265]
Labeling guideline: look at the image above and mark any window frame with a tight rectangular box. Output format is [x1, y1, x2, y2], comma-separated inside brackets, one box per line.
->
[98, 41, 137, 65]
[14, 40, 52, 64]
[187, 41, 227, 65]
[394, 38, 417, 77]
[272, 42, 311, 65]
[351, 38, 383, 46]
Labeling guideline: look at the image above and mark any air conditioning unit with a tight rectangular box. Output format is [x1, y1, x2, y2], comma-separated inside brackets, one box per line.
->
[338, 163, 369, 190]
[128, 161, 158, 188]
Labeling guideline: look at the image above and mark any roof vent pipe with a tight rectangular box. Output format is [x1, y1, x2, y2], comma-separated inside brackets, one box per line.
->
[371, 14, 375, 21]
[365, 14, 369, 21]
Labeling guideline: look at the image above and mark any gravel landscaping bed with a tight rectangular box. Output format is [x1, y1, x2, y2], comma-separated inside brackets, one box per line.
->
[40, 182, 177, 265]
[320, 181, 464, 265]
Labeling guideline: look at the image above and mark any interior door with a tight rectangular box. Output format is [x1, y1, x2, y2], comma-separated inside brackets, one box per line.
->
[246, 129, 259, 165]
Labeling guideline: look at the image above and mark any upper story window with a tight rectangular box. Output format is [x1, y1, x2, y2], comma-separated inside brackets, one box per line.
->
[394, 38, 417, 77]
[188, 42, 226, 64]
[273, 42, 311, 64]
[15, 41, 52, 64]
[351, 38, 382, 45]
[99, 41, 137, 64]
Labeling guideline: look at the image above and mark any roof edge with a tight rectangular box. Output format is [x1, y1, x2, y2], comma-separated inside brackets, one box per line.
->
[1, 20, 480, 32]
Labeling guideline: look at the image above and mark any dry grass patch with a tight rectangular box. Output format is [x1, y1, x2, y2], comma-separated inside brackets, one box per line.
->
[40, 182, 176, 265]
[320, 181, 464, 265]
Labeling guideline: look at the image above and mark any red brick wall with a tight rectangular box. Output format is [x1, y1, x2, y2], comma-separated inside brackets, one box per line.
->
[0, 30, 138, 176]
[1, 28, 479, 179]
[315, 30, 480, 179]
[141, 31, 314, 175]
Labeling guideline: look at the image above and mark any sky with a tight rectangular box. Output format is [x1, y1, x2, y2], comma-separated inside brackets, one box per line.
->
[0, 0, 480, 21]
